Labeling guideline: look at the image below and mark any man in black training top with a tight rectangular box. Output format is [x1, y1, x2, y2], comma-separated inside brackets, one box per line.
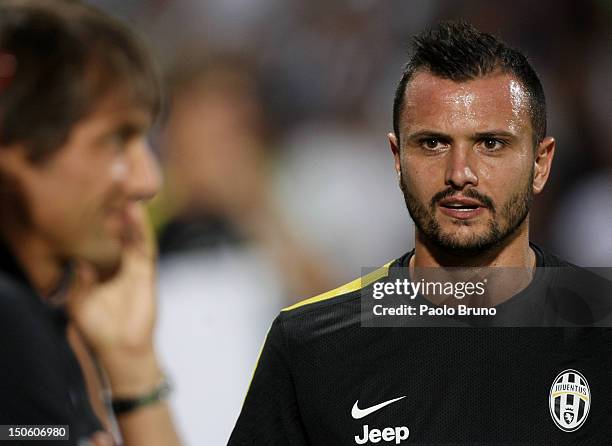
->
[0, 1, 180, 445]
[229, 21, 612, 445]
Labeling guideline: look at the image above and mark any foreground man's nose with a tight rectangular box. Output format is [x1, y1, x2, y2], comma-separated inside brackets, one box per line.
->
[444, 146, 478, 189]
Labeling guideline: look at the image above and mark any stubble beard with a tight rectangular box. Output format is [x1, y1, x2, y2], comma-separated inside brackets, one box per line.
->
[400, 169, 534, 257]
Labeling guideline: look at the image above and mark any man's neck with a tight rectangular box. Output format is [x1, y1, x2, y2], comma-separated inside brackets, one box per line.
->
[2, 229, 63, 297]
[409, 221, 537, 307]
[411, 221, 535, 269]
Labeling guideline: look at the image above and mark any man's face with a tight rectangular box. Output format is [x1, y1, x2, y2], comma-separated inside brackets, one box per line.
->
[8, 92, 160, 276]
[391, 71, 549, 256]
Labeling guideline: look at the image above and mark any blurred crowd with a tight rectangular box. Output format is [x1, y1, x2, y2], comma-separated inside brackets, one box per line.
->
[87, 0, 612, 444]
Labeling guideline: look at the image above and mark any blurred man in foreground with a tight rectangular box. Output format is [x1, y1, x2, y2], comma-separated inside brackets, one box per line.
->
[230, 21, 612, 444]
[0, 1, 180, 444]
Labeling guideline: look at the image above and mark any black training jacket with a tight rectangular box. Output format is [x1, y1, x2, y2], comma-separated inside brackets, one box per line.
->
[229, 243, 612, 445]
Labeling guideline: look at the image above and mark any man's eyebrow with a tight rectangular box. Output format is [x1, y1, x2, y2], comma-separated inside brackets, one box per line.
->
[404, 129, 519, 142]
[473, 130, 517, 139]
[116, 119, 150, 138]
[405, 130, 453, 141]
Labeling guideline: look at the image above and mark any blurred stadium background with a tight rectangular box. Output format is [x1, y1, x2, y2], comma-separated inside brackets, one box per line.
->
[86, 0, 612, 443]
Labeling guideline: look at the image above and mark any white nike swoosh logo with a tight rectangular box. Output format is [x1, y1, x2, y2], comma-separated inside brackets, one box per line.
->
[351, 396, 406, 419]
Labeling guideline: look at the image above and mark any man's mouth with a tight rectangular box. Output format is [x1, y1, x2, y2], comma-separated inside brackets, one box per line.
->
[104, 205, 131, 232]
[437, 197, 486, 219]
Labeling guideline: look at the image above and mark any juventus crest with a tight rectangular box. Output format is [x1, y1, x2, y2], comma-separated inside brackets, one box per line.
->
[549, 369, 590, 432]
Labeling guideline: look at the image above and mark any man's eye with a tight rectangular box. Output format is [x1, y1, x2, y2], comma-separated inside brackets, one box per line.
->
[107, 134, 128, 153]
[421, 138, 444, 150]
[480, 138, 505, 151]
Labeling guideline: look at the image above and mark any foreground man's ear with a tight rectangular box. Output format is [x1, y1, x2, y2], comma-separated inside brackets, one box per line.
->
[533, 136, 555, 195]
[388, 132, 401, 177]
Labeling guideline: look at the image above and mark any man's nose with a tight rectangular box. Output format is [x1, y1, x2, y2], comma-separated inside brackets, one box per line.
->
[444, 144, 478, 189]
[125, 139, 162, 201]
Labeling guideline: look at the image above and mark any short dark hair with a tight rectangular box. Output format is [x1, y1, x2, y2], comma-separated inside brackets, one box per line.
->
[392, 21, 546, 147]
[0, 0, 159, 163]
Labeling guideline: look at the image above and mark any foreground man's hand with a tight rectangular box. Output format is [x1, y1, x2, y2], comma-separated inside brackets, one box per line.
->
[67, 203, 181, 446]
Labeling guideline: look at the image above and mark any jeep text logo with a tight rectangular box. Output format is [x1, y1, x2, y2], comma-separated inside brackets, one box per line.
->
[354, 425, 409, 444]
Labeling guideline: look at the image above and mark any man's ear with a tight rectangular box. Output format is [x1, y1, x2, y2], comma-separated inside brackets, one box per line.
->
[0, 144, 31, 171]
[0, 144, 33, 230]
[533, 136, 555, 195]
[388, 132, 401, 177]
